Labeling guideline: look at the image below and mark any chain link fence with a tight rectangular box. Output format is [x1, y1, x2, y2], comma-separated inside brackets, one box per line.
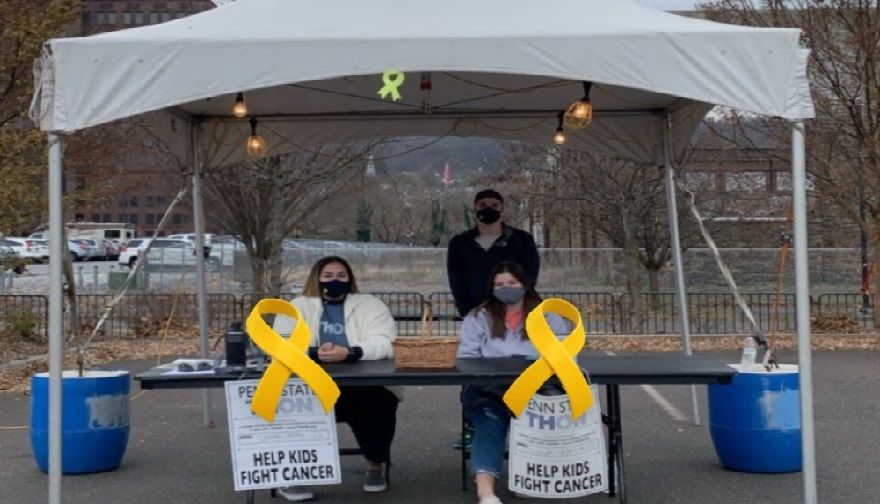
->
[25, 247, 866, 296]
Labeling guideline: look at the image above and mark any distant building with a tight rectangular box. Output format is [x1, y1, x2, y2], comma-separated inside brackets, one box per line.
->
[682, 123, 856, 248]
[73, 1, 217, 237]
[79, 1, 215, 36]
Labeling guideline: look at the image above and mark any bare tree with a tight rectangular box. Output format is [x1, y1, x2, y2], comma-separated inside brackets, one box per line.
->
[367, 174, 430, 244]
[703, 0, 880, 317]
[1, 0, 138, 235]
[504, 143, 719, 330]
[3, 0, 187, 346]
[204, 144, 379, 295]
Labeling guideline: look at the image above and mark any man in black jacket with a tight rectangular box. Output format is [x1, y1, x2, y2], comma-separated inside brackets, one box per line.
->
[446, 189, 540, 317]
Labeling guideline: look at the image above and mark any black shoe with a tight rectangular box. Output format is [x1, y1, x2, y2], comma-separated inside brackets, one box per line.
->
[452, 425, 474, 450]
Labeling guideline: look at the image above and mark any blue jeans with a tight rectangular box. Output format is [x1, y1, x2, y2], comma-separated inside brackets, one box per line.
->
[462, 387, 511, 478]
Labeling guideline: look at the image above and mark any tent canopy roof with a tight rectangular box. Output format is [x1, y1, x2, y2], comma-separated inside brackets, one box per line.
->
[33, 0, 814, 165]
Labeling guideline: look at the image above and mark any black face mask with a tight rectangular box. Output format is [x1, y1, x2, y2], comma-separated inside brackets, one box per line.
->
[476, 207, 501, 224]
[319, 280, 351, 298]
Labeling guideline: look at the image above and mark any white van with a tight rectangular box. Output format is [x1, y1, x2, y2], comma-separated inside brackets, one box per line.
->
[168, 233, 214, 244]
[44, 223, 136, 245]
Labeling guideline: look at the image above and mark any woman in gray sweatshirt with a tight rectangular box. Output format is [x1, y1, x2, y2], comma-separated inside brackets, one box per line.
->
[457, 261, 568, 504]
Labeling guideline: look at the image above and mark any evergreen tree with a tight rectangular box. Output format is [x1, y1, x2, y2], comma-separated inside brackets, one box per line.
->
[430, 199, 446, 247]
[355, 199, 373, 242]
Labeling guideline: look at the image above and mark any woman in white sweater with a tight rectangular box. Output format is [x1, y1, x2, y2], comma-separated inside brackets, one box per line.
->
[272, 256, 397, 502]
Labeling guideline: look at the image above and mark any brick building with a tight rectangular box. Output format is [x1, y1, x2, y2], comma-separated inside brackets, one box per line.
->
[73, 1, 216, 236]
[80, 1, 215, 35]
[682, 124, 859, 249]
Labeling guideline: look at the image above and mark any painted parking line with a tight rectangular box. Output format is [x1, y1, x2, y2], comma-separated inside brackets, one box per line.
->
[604, 351, 687, 422]
[638, 384, 688, 422]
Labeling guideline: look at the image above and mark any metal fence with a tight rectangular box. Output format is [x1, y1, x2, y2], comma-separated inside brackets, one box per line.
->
[689, 293, 797, 334]
[16, 247, 875, 297]
[618, 292, 799, 335]
[429, 291, 800, 336]
[374, 292, 425, 336]
[0, 295, 49, 339]
[427, 292, 623, 336]
[544, 292, 621, 335]
[816, 293, 875, 329]
[75, 293, 239, 339]
[426, 292, 462, 335]
[3, 292, 875, 342]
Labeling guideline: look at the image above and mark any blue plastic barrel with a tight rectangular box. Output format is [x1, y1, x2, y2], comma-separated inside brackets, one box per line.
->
[30, 370, 130, 474]
[708, 364, 801, 473]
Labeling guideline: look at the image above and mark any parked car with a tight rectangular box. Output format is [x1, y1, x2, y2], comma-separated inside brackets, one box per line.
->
[101, 239, 121, 261]
[0, 245, 25, 274]
[2, 237, 49, 263]
[72, 237, 105, 261]
[68, 239, 89, 262]
[210, 235, 244, 248]
[168, 233, 214, 244]
[145, 238, 220, 272]
[118, 238, 152, 268]
[16, 238, 87, 262]
[66, 223, 135, 245]
[22, 235, 87, 262]
[209, 235, 245, 267]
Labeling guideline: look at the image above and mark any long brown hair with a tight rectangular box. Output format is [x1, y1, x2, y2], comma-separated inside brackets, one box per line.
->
[475, 261, 541, 339]
[301, 256, 360, 298]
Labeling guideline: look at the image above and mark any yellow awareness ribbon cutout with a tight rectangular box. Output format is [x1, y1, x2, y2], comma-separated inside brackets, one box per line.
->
[245, 298, 340, 422]
[377, 70, 405, 101]
[503, 298, 594, 419]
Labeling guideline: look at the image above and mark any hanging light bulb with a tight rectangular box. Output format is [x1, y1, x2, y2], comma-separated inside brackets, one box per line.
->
[564, 81, 593, 130]
[232, 92, 248, 118]
[553, 112, 566, 145]
[246, 117, 268, 157]
[553, 126, 566, 145]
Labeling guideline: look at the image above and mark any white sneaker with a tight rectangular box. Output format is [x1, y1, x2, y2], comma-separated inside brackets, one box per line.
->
[277, 486, 314, 502]
[363, 468, 387, 492]
[479, 496, 503, 504]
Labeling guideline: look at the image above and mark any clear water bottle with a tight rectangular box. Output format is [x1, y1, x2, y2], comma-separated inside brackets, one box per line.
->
[740, 336, 757, 367]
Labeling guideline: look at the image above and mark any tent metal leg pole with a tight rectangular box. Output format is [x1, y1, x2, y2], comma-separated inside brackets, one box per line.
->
[791, 121, 817, 504]
[47, 133, 64, 504]
[191, 122, 213, 427]
[663, 114, 700, 426]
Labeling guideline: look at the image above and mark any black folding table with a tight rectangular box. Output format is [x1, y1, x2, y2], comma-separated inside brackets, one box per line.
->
[136, 353, 736, 504]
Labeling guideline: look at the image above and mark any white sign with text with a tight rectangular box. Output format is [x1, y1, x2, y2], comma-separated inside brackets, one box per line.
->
[508, 387, 608, 499]
[224, 379, 341, 491]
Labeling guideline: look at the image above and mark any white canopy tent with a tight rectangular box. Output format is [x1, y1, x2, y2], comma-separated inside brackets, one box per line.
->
[33, 0, 818, 502]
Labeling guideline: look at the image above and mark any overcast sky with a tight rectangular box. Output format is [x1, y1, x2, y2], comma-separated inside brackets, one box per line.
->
[639, 0, 700, 10]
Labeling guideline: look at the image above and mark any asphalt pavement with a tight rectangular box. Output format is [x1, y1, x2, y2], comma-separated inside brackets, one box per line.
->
[1, 350, 878, 504]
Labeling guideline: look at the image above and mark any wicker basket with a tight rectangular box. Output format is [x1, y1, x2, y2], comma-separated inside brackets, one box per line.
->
[393, 306, 459, 369]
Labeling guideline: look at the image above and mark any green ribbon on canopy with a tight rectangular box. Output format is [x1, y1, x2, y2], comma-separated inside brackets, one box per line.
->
[378, 70, 405, 101]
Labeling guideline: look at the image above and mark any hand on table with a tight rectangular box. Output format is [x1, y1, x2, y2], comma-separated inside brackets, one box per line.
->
[318, 343, 349, 363]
